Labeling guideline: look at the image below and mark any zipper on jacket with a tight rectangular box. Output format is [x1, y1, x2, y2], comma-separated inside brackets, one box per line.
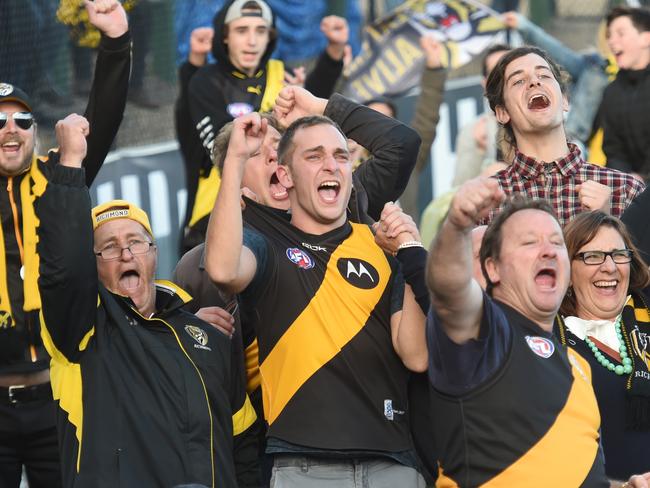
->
[6, 177, 24, 262]
[155, 316, 216, 488]
[8, 177, 37, 360]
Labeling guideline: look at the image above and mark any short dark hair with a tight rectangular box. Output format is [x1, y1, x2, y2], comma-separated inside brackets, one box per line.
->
[277, 115, 347, 167]
[606, 6, 650, 32]
[560, 211, 650, 317]
[212, 112, 281, 176]
[363, 96, 398, 118]
[481, 43, 510, 78]
[480, 197, 558, 294]
[484, 46, 569, 149]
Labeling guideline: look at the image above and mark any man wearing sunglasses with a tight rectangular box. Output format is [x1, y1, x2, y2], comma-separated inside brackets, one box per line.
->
[0, 1, 131, 486]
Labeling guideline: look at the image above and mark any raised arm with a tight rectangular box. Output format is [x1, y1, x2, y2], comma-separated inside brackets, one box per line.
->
[175, 28, 216, 228]
[204, 113, 265, 294]
[502, 11, 587, 79]
[81, 0, 130, 185]
[411, 36, 447, 176]
[37, 114, 97, 362]
[427, 177, 504, 343]
[304, 16, 347, 98]
[274, 85, 421, 220]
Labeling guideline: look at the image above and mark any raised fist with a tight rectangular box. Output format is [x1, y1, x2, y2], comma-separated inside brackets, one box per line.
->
[322, 15, 349, 60]
[189, 27, 214, 66]
[56, 114, 90, 168]
[84, 0, 128, 38]
[448, 177, 504, 230]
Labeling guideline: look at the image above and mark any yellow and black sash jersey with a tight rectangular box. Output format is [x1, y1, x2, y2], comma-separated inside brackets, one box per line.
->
[241, 199, 413, 453]
[430, 300, 608, 488]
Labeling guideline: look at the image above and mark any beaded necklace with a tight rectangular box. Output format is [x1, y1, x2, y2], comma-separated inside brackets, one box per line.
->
[583, 314, 633, 376]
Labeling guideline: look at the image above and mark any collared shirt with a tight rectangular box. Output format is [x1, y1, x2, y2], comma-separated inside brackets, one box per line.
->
[563, 315, 621, 352]
[481, 144, 645, 226]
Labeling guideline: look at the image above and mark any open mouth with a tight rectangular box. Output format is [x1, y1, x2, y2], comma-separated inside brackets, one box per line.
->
[269, 173, 288, 200]
[593, 279, 618, 292]
[119, 270, 141, 291]
[535, 267, 556, 288]
[1, 141, 21, 153]
[527, 94, 550, 110]
[318, 180, 340, 203]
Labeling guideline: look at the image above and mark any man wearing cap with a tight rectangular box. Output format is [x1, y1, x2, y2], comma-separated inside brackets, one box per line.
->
[0, 1, 130, 486]
[176, 0, 349, 253]
[35, 114, 259, 487]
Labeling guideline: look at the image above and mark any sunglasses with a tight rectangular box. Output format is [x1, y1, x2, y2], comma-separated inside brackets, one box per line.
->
[0, 112, 34, 131]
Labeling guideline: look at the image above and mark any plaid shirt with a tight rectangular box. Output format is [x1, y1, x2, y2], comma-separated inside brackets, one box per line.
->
[481, 144, 645, 226]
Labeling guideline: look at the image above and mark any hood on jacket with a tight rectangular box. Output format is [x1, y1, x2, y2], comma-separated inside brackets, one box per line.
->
[211, 0, 277, 75]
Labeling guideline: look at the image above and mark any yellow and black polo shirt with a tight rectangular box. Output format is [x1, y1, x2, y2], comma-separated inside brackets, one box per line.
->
[429, 300, 608, 487]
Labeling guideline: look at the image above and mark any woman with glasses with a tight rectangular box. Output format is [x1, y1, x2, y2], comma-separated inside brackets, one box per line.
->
[557, 210, 650, 482]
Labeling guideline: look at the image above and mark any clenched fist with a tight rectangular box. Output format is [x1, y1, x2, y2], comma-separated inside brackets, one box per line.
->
[56, 114, 90, 168]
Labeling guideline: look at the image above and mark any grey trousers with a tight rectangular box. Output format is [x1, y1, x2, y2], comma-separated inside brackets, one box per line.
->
[270, 456, 427, 488]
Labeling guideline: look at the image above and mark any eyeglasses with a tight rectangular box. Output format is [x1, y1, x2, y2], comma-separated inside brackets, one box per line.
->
[574, 249, 633, 265]
[95, 240, 154, 261]
[0, 112, 34, 131]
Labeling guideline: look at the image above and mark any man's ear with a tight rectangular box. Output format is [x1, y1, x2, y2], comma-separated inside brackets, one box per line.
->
[484, 256, 501, 288]
[494, 105, 510, 126]
[276, 164, 293, 189]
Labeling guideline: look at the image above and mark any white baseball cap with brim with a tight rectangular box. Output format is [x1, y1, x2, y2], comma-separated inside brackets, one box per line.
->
[224, 0, 273, 25]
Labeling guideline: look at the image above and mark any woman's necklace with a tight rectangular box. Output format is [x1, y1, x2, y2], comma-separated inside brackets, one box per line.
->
[584, 315, 633, 375]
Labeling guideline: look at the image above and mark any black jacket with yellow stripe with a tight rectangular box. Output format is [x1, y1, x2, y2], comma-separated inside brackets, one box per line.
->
[36, 165, 258, 488]
[0, 31, 131, 375]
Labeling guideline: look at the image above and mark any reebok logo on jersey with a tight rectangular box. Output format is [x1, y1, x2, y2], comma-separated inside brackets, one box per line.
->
[337, 258, 379, 289]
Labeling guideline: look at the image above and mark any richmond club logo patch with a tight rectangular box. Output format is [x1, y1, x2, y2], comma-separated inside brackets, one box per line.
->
[525, 336, 555, 358]
[0, 83, 14, 96]
[185, 325, 210, 351]
[286, 248, 315, 269]
[337, 258, 379, 289]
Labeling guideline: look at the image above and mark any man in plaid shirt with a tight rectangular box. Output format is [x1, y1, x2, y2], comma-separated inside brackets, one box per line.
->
[479, 46, 644, 226]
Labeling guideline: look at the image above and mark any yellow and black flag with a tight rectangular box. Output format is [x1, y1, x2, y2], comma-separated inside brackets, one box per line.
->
[342, 0, 504, 101]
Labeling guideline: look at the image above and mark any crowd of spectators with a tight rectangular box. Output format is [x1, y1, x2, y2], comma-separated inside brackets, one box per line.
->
[3, 0, 650, 487]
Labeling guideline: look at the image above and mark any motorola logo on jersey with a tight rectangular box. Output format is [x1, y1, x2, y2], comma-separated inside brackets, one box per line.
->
[337, 258, 379, 289]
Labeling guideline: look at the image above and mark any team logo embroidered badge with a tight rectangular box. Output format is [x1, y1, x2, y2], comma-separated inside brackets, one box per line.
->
[227, 102, 254, 118]
[185, 325, 208, 346]
[0, 84, 14, 96]
[337, 258, 379, 289]
[525, 336, 555, 358]
[286, 248, 315, 269]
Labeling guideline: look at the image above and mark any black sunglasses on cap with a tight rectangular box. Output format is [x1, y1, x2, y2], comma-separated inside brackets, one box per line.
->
[0, 112, 34, 131]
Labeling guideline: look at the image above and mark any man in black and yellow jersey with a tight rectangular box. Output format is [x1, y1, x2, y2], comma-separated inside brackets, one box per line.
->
[427, 176, 650, 487]
[0, 1, 130, 486]
[35, 113, 259, 488]
[175, 0, 348, 253]
[175, 86, 423, 413]
[205, 111, 429, 487]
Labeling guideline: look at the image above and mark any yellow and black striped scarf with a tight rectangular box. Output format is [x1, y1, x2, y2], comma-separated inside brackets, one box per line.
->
[0, 156, 48, 326]
[558, 293, 650, 430]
